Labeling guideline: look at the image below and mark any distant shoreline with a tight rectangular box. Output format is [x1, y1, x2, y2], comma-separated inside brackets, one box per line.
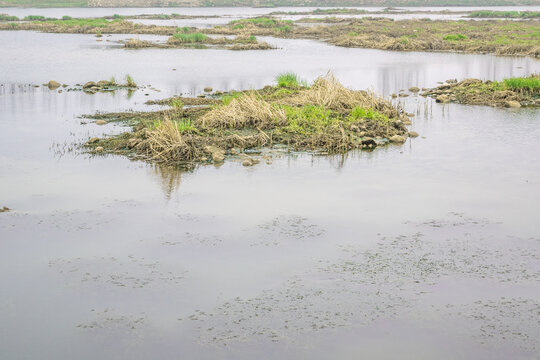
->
[1, 1, 538, 9]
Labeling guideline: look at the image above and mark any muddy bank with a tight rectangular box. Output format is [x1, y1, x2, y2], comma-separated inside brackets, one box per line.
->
[422, 75, 540, 107]
[82, 74, 415, 167]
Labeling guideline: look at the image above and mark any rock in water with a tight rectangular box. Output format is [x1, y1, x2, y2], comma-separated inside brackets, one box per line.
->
[95, 120, 107, 125]
[505, 100, 521, 108]
[436, 95, 450, 103]
[205, 146, 225, 162]
[83, 81, 96, 89]
[47, 80, 61, 89]
[389, 135, 406, 143]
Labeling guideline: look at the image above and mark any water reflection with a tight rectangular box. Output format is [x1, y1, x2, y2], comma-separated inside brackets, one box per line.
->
[150, 164, 184, 199]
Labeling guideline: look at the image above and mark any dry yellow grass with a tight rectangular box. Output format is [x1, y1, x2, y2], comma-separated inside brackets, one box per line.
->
[138, 117, 201, 162]
[197, 92, 287, 129]
[284, 73, 400, 118]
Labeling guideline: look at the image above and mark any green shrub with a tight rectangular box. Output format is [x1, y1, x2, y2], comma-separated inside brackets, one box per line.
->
[170, 99, 184, 108]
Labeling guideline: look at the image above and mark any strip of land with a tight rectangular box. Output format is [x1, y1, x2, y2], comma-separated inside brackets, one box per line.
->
[0, 0, 537, 8]
[1, 16, 538, 57]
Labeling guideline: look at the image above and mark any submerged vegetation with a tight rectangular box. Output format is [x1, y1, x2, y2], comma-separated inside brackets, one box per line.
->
[422, 75, 540, 107]
[83, 73, 414, 166]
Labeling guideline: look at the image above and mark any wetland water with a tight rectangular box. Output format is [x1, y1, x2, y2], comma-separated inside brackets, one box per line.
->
[1, 12, 540, 360]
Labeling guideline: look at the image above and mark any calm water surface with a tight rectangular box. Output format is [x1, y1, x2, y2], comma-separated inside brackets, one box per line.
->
[0, 21, 539, 360]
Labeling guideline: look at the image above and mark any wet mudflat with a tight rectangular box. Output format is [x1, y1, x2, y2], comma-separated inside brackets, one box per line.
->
[1, 14, 540, 360]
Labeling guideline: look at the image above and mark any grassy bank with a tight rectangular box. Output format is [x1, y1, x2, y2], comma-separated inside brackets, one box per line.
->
[422, 75, 540, 107]
[83, 73, 414, 167]
[0, 0, 87, 7]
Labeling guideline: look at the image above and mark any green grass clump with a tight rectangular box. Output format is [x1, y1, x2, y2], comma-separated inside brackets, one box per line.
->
[281, 105, 333, 134]
[231, 17, 277, 28]
[230, 17, 292, 29]
[221, 91, 242, 105]
[125, 74, 136, 88]
[276, 73, 307, 88]
[172, 32, 207, 43]
[0, 14, 19, 21]
[147, 118, 196, 133]
[170, 99, 184, 108]
[41, 18, 118, 27]
[176, 26, 190, 33]
[503, 76, 540, 93]
[349, 106, 389, 123]
[62, 15, 72, 20]
[24, 15, 46, 20]
[468, 11, 540, 19]
[443, 33, 467, 41]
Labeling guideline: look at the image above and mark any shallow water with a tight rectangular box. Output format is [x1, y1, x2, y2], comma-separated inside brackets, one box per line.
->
[1, 17, 540, 360]
[2, 5, 540, 19]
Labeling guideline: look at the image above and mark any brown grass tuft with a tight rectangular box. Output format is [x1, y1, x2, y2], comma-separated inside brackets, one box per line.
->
[197, 92, 287, 129]
[137, 117, 202, 163]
